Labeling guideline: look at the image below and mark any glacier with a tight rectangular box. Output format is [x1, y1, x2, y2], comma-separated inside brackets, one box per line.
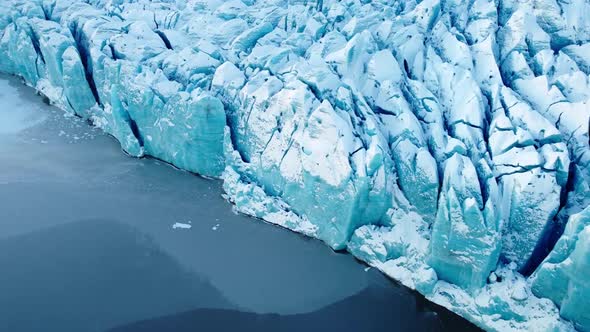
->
[1, 0, 589, 330]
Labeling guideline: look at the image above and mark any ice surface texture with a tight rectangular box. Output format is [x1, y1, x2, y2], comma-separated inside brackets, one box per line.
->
[1, 0, 589, 331]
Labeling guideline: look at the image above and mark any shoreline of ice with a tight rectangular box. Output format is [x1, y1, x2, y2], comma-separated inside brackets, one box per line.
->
[0, 70, 580, 331]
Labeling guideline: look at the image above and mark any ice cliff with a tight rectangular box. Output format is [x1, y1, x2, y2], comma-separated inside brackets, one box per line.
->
[1, 0, 589, 330]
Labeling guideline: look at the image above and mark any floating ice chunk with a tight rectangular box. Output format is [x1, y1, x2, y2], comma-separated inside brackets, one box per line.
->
[172, 222, 192, 230]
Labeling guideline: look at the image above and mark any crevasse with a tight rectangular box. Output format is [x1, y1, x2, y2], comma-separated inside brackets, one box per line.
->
[1, 0, 589, 331]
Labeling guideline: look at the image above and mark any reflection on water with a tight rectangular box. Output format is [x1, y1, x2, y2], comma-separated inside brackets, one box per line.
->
[0, 219, 232, 332]
[109, 287, 446, 332]
[0, 74, 480, 331]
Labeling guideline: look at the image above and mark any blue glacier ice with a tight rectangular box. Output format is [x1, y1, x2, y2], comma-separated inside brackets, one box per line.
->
[1, 0, 589, 331]
[428, 153, 502, 293]
[532, 206, 590, 332]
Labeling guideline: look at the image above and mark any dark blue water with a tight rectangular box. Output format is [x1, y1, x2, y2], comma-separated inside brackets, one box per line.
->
[0, 75, 480, 332]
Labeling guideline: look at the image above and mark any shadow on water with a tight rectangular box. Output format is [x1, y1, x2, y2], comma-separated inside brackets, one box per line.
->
[0, 219, 234, 332]
[0, 216, 481, 332]
[107, 285, 480, 332]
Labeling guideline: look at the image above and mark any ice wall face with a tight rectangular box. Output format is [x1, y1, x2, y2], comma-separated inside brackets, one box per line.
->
[1, 0, 589, 331]
[532, 206, 590, 332]
[1, 1, 227, 176]
[428, 154, 502, 293]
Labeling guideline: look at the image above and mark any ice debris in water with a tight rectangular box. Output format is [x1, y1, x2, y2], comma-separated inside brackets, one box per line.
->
[172, 222, 192, 230]
[1, 0, 589, 330]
